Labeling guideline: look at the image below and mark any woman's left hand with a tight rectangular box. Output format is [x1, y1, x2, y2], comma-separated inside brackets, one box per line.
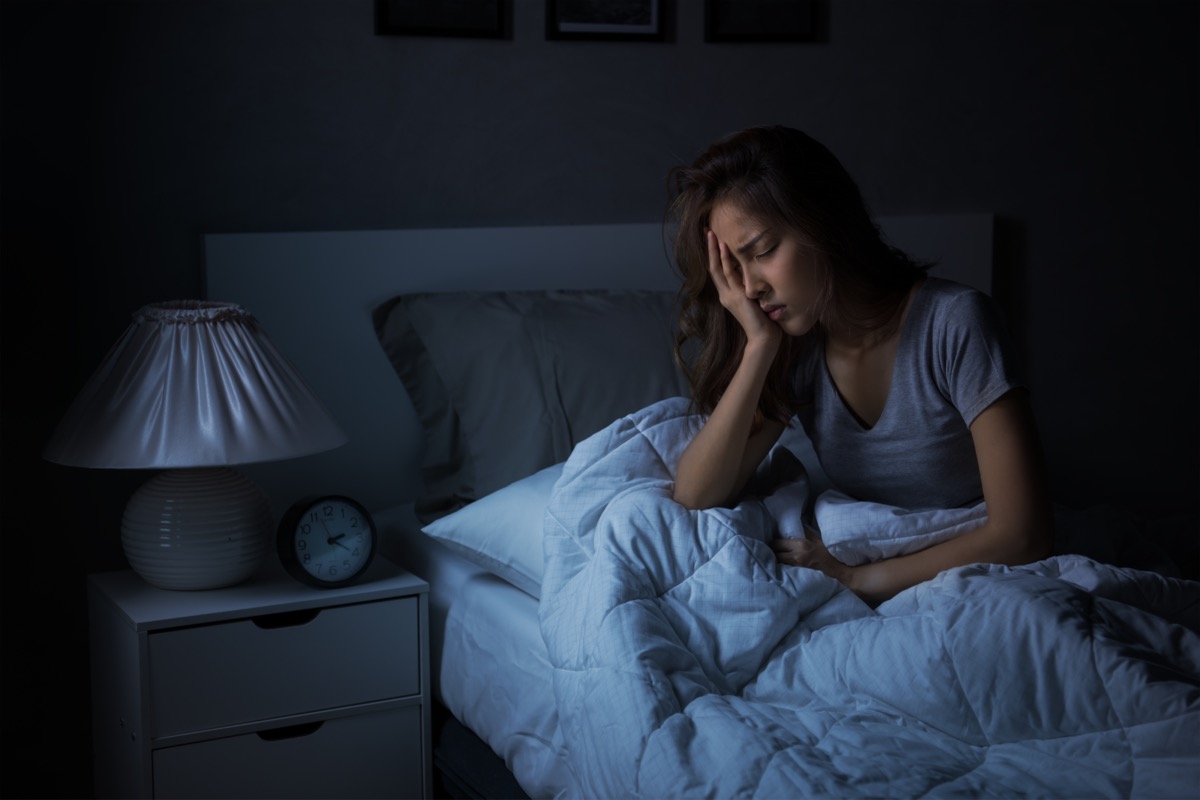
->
[770, 534, 855, 587]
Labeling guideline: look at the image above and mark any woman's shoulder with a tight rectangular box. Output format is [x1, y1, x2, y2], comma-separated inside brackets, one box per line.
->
[920, 275, 987, 301]
[912, 277, 1015, 364]
[916, 276, 999, 324]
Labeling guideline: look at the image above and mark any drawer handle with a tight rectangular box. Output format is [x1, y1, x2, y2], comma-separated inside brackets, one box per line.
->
[251, 608, 320, 629]
[257, 721, 324, 741]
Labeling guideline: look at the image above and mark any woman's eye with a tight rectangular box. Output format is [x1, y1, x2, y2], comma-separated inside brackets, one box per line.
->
[755, 245, 777, 261]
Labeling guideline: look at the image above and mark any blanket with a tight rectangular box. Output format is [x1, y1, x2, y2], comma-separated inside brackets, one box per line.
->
[540, 398, 1200, 798]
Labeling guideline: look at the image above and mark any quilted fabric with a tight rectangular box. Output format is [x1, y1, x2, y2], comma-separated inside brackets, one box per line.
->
[540, 398, 1200, 799]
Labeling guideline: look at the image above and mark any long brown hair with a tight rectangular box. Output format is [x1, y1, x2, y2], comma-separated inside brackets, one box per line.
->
[666, 125, 928, 424]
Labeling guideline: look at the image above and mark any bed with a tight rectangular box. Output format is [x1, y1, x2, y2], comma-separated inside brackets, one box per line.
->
[205, 218, 1199, 799]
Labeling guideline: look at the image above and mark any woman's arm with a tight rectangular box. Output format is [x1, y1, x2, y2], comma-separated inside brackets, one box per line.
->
[673, 339, 785, 509]
[772, 389, 1054, 605]
[673, 231, 786, 509]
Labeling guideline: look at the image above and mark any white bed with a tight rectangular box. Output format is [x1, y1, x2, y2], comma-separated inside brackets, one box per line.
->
[202, 216, 1195, 799]
[204, 215, 995, 798]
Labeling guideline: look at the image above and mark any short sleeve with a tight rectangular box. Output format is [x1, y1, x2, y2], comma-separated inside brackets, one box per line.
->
[936, 289, 1024, 426]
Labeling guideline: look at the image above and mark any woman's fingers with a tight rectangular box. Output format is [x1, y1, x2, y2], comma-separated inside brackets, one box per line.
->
[769, 538, 809, 563]
[706, 230, 729, 290]
[706, 229, 781, 348]
[706, 231, 741, 302]
[718, 238, 741, 291]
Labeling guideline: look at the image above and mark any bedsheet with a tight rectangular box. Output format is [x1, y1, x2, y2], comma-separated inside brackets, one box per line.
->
[378, 506, 574, 798]
[440, 570, 573, 798]
[540, 398, 1200, 798]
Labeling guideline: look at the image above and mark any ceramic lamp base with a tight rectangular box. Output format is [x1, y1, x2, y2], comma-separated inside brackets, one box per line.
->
[121, 467, 272, 590]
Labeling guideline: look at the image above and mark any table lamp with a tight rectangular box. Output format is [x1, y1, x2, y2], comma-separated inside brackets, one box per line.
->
[44, 300, 348, 590]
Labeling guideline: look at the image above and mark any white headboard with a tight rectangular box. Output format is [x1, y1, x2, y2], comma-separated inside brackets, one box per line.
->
[204, 215, 993, 517]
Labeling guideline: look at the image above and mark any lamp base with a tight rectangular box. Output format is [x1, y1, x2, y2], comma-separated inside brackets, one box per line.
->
[121, 467, 272, 591]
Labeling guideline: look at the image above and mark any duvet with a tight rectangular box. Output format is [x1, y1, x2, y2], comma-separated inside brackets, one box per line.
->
[540, 398, 1200, 798]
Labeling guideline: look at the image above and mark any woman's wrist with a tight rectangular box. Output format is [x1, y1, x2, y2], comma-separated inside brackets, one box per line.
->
[743, 332, 781, 363]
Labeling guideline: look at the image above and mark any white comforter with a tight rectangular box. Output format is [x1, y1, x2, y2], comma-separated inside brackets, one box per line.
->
[539, 398, 1200, 798]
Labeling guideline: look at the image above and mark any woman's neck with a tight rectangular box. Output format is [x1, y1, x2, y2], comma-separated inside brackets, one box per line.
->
[825, 278, 924, 354]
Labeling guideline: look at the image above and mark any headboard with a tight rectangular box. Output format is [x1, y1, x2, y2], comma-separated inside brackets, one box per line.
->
[204, 215, 993, 518]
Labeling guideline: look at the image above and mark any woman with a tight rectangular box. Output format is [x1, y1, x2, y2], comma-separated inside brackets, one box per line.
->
[668, 125, 1053, 605]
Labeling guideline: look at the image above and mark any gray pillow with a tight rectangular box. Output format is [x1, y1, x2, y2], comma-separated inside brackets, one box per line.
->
[373, 290, 688, 522]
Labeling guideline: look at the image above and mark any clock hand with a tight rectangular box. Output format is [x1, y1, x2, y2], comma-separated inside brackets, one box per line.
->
[327, 532, 350, 550]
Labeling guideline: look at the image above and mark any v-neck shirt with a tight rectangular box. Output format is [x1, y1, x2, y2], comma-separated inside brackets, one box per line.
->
[793, 277, 1023, 509]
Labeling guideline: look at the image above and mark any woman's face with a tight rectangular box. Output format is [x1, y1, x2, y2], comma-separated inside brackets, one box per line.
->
[708, 201, 824, 337]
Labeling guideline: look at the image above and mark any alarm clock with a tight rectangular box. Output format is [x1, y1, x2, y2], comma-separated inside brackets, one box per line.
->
[277, 495, 377, 588]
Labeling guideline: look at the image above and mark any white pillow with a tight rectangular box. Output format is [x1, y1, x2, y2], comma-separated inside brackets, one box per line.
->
[421, 463, 563, 598]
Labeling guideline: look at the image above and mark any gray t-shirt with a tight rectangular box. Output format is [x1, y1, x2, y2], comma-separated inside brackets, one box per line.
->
[794, 277, 1023, 510]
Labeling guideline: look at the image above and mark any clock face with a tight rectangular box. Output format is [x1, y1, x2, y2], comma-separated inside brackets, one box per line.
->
[279, 496, 376, 587]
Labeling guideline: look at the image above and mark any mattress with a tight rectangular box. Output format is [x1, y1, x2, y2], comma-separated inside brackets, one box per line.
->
[376, 503, 573, 799]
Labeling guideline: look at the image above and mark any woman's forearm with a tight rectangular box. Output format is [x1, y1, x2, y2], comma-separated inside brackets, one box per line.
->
[673, 339, 780, 509]
[848, 515, 1053, 605]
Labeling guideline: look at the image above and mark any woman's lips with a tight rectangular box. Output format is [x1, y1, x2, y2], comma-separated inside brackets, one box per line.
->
[762, 304, 785, 321]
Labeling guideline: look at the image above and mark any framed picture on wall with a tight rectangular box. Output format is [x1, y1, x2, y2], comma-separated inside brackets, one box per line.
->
[547, 0, 666, 42]
[704, 0, 814, 43]
[374, 0, 508, 39]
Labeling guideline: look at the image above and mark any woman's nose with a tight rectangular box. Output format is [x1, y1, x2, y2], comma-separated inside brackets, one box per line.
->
[742, 267, 766, 298]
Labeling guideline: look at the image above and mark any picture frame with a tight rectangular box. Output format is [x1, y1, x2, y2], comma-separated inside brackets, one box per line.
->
[374, 0, 508, 39]
[704, 0, 815, 43]
[546, 0, 666, 42]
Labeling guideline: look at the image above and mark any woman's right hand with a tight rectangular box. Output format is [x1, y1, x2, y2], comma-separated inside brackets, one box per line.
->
[707, 229, 782, 350]
[673, 231, 787, 510]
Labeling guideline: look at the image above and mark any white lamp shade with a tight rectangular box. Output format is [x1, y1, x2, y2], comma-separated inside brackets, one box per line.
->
[45, 301, 348, 590]
[43, 301, 347, 468]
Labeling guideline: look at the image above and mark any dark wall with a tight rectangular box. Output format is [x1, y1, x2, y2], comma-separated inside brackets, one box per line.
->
[2, 1, 1196, 796]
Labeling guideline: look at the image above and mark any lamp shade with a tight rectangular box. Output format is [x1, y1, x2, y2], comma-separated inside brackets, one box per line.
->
[44, 300, 348, 590]
[44, 301, 347, 468]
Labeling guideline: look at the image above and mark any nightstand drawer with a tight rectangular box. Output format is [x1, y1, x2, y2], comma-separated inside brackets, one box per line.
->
[152, 704, 423, 799]
[149, 596, 419, 737]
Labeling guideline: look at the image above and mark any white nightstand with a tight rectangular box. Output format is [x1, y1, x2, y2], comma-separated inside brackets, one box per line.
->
[87, 556, 431, 799]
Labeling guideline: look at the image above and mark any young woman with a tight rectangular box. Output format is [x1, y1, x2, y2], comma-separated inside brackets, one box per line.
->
[668, 125, 1053, 605]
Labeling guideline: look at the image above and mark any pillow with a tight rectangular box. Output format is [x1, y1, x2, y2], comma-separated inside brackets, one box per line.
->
[373, 290, 688, 522]
[420, 462, 562, 598]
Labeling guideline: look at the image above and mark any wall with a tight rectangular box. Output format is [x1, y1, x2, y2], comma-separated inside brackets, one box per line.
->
[1, 1, 1195, 795]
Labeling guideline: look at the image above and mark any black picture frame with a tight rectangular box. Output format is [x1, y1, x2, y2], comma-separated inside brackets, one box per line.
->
[375, 0, 508, 39]
[547, 0, 666, 42]
[704, 0, 815, 43]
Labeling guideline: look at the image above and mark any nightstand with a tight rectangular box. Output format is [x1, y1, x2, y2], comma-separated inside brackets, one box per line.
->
[87, 556, 431, 799]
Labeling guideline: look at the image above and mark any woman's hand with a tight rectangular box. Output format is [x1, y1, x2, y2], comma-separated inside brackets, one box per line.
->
[770, 532, 856, 588]
[707, 229, 782, 349]
[671, 229, 788, 511]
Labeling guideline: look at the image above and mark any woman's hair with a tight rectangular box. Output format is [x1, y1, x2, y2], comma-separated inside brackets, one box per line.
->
[666, 125, 929, 424]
